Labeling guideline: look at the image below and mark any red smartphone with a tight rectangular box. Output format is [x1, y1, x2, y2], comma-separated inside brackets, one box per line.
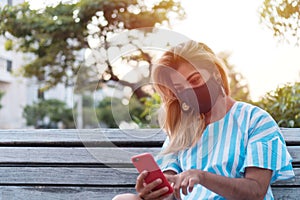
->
[131, 153, 173, 195]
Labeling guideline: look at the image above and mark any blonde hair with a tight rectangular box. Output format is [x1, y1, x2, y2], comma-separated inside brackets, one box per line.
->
[152, 40, 230, 154]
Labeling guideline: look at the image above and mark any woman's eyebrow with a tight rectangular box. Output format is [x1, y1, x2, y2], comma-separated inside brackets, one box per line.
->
[186, 72, 200, 81]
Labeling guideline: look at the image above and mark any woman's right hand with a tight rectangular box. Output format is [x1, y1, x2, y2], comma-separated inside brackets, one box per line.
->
[135, 170, 172, 200]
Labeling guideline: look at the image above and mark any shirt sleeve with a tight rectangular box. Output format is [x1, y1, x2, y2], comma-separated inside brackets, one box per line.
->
[155, 137, 182, 174]
[240, 107, 295, 184]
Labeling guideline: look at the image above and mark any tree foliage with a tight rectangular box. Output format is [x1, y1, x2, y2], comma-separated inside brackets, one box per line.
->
[254, 82, 300, 127]
[23, 99, 75, 128]
[96, 95, 146, 128]
[259, 0, 300, 45]
[0, 0, 184, 94]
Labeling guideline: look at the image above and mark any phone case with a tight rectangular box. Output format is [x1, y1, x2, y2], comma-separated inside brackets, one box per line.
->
[131, 153, 173, 195]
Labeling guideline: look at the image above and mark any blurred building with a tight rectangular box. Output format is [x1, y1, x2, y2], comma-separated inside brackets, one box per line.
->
[0, 0, 73, 128]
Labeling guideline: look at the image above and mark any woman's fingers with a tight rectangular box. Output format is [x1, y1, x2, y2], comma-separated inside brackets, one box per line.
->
[188, 178, 196, 193]
[173, 175, 182, 200]
[168, 173, 199, 198]
[135, 170, 148, 191]
[181, 178, 189, 195]
[143, 186, 170, 200]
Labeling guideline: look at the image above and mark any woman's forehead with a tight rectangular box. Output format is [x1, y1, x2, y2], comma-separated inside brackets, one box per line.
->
[169, 62, 212, 81]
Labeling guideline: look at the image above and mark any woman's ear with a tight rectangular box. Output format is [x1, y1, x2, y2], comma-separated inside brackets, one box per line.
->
[213, 72, 222, 84]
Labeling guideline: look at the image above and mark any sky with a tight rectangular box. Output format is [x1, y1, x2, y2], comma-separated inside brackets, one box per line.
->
[171, 0, 300, 100]
[26, 0, 300, 101]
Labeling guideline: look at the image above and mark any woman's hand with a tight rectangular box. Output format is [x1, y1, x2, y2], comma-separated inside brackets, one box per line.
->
[165, 169, 202, 200]
[135, 170, 172, 200]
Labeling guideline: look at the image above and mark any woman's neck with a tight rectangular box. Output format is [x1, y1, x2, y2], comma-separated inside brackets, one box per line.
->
[204, 95, 236, 126]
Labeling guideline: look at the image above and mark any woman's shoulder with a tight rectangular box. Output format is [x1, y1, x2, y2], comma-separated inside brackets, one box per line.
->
[231, 101, 275, 125]
[232, 101, 268, 116]
[233, 101, 279, 133]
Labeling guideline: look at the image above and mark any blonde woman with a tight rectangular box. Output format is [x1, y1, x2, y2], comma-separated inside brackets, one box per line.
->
[113, 41, 294, 200]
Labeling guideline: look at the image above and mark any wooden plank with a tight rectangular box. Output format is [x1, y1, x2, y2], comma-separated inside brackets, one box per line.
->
[287, 146, 300, 164]
[0, 147, 161, 165]
[281, 128, 300, 145]
[271, 187, 300, 200]
[0, 129, 166, 147]
[0, 128, 298, 146]
[0, 166, 298, 186]
[0, 186, 299, 200]
[0, 129, 167, 142]
[0, 146, 299, 165]
[0, 186, 136, 200]
[0, 167, 137, 185]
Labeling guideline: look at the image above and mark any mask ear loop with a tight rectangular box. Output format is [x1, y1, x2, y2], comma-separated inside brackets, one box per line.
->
[220, 85, 226, 97]
[213, 72, 226, 97]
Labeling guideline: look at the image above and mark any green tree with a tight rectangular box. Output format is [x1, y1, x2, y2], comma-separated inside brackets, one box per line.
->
[96, 95, 149, 128]
[0, 0, 184, 96]
[23, 99, 75, 128]
[81, 94, 99, 128]
[254, 82, 300, 127]
[259, 0, 300, 45]
[136, 93, 161, 128]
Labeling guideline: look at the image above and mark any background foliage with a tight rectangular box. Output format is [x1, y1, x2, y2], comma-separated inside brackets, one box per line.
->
[23, 99, 75, 128]
[0, 0, 184, 95]
[259, 0, 300, 45]
[254, 82, 300, 127]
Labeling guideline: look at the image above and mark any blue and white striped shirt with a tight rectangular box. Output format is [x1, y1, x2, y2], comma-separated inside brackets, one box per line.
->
[156, 102, 294, 200]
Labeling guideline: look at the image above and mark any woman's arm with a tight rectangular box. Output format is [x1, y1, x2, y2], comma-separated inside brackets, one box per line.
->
[167, 167, 272, 200]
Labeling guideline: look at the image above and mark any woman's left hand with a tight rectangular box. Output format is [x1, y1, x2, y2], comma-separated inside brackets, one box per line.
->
[165, 169, 202, 200]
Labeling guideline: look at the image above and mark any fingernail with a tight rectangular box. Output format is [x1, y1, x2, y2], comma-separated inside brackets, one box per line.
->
[156, 178, 162, 183]
[164, 186, 169, 191]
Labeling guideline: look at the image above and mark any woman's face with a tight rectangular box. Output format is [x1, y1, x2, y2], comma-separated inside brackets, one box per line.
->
[170, 62, 211, 93]
[168, 61, 221, 114]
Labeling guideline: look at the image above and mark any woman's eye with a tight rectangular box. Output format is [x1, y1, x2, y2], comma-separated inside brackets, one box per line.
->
[190, 78, 202, 86]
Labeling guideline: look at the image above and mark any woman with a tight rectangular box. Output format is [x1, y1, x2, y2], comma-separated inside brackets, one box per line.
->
[113, 41, 294, 200]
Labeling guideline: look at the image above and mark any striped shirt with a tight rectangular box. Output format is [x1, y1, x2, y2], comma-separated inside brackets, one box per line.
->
[156, 101, 295, 200]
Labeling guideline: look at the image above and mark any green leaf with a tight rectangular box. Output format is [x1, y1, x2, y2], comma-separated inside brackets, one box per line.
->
[4, 40, 13, 50]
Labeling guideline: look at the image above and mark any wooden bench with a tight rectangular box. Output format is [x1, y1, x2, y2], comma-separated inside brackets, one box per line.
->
[0, 128, 298, 199]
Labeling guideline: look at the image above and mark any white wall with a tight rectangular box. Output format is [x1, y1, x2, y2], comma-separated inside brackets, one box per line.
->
[0, 37, 28, 128]
[0, 0, 77, 128]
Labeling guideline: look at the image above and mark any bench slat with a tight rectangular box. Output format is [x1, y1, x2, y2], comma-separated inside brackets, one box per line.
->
[0, 147, 160, 164]
[0, 146, 299, 165]
[0, 129, 166, 146]
[281, 128, 300, 145]
[271, 187, 300, 199]
[0, 186, 135, 200]
[0, 167, 298, 186]
[0, 128, 298, 146]
[0, 186, 299, 200]
[0, 167, 137, 185]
